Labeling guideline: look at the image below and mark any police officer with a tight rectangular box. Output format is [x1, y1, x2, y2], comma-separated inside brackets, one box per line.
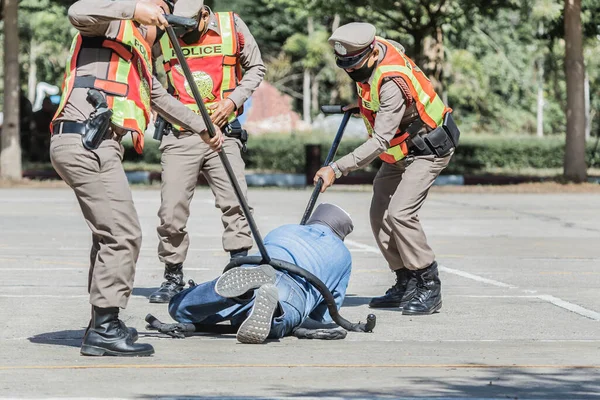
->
[314, 23, 459, 316]
[50, 0, 223, 356]
[149, 2, 266, 303]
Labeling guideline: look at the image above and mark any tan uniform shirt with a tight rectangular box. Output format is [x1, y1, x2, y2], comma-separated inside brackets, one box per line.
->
[56, 0, 207, 134]
[336, 41, 417, 175]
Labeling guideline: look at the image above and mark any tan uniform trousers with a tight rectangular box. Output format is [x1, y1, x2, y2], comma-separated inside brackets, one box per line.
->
[370, 153, 452, 271]
[50, 133, 141, 309]
[157, 133, 253, 265]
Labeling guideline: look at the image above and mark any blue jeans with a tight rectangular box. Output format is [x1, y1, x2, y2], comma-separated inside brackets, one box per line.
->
[169, 269, 304, 338]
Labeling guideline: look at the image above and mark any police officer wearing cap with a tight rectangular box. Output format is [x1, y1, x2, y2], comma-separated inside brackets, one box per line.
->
[50, 0, 223, 356]
[314, 23, 460, 316]
[149, 1, 266, 303]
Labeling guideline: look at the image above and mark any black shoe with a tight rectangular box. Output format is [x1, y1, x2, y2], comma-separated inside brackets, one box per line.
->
[229, 249, 249, 261]
[80, 307, 154, 357]
[369, 268, 417, 309]
[402, 262, 442, 315]
[149, 263, 185, 304]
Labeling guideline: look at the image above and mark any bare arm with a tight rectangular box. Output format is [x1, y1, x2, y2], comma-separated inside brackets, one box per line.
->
[335, 80, 406, 174]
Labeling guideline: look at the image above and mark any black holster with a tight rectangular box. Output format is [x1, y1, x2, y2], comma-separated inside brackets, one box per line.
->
[224, 119, 248, 152]
[82, 89, 113, 151]
[153, 115, 172, 141]
[408, 112, 460, 158]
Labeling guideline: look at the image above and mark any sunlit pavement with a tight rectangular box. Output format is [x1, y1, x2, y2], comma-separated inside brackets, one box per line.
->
[1, 187, 599, 399]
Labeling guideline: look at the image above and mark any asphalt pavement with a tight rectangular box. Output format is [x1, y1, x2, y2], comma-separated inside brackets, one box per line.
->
[0, 186, 599, 399]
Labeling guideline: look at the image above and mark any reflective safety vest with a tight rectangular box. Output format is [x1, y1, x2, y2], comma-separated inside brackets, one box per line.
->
[52, 21, 153, 154]
[159, 12, 242, 129]
[357, 37, 451, 163]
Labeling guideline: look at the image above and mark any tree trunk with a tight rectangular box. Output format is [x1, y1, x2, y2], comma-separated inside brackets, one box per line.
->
[28, 40, 38, 105]
[302, 68, 311, 124]
[311, 74, 319, 115]
[563, 0, 587, 182]
[584, 71, 590, 141]
[331, 14, 341, 32]
[537, 58, 544, 138]
[303, 16, 314, 125]
[422, 27, 444, 94]
[1, 0, 22, 180]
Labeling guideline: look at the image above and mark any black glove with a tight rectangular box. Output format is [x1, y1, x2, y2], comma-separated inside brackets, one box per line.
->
[145, 313, 195, 339]
[292, 326, 347, 340]
[145, 322, 190, 339]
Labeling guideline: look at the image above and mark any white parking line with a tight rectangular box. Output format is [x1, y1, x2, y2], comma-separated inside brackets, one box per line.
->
[439, 265, 517, 289]
[348, 239, 600, 321]
[537, 295, 600, 321]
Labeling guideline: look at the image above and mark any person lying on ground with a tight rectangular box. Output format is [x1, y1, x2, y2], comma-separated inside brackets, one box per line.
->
[162, 203, 354, 343]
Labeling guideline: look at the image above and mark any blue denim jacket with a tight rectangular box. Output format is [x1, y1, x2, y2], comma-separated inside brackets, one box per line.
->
[169, 223, 352, 338]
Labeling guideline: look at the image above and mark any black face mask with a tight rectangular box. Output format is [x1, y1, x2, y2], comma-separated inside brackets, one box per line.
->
[346, 60, 376, 83]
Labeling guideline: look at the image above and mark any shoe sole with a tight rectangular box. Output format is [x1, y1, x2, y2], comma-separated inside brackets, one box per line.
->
[236, 284, 278, 344]
[216, 264, 277, 299]
[148, 296, 170, 304]
[80, 345, 154, 357]
[402, 301, 442, 316]
[368, 303, 403, 309]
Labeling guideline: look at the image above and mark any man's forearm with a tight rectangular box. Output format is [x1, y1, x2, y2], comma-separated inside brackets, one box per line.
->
[227, 16, 266, 108]
[151, 77, 207, 134]
[226, 64, 266, 109]
[68, 0, 137, 36]
[335, 136, 388, 174]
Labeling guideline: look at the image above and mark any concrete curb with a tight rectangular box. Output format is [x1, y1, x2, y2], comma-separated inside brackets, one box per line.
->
[21, 170, 600, 187]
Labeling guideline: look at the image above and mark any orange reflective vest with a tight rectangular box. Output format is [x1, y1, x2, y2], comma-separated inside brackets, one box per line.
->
[52, 21, 153, 154]
[159, 12, 242, 128]
[357, 37, 451, 163]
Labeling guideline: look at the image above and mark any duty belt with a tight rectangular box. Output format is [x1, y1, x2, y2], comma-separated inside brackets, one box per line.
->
[52, 121, 87, 136]
[52, 121, 114, 141]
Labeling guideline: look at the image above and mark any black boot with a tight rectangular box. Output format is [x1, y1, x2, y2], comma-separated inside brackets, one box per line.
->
[402, 262, 442, 315]
[149, 263, 185, 303]
[369, 268, 417, 309]
[85, 320, 138, 342]
[81, 307, 154, 356]
[229, 249, 248, 261]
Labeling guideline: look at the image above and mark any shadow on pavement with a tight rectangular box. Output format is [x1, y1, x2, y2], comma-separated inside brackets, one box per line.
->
[342, 294, 373, 307]
[135, 367, 600, 399]
[132, 287, 160, 298]
[28, 329, 84, 348]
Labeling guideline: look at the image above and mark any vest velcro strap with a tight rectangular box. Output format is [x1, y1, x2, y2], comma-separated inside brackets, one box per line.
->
[389, 132, 409, 147]
[163, 61, 173, 73]
[80, 36, 134, 62]
[74, 76, 129, 97]
[102, 40, 134, 62]
[223, 55, 237, 66]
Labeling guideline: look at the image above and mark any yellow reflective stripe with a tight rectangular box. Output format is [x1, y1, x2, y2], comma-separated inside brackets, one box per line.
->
[55, 36, 79, 115]
[372, 64, 445, 126]
[111, 97, 146, 131]
[159, 33, 172, 61]
[218, 12, 235, 96]
[112, 22, 151, 132]
[385, 145, 406, 162]
[218, 13, 236, 56]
